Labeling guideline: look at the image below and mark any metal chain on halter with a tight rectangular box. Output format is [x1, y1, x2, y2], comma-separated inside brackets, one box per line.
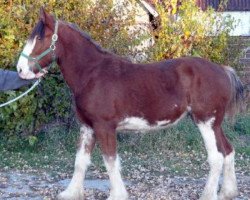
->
[49, 20, 58, 69]
[0, 20, 59, 108]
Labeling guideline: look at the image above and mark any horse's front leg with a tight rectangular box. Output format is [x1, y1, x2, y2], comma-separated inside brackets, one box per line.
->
[58, 125, 95, 200]
[94, 123, 128, 200]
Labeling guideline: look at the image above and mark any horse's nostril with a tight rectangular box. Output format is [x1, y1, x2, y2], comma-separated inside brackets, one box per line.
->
[18, 68, 22, 73]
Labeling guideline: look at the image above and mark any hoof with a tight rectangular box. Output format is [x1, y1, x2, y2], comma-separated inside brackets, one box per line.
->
[107, 196, 128, 200]
[57, 189, 84, 200]
[218, 189, 239, 200]
[107, 191, 128, 200]
[199, 193, 217, 200]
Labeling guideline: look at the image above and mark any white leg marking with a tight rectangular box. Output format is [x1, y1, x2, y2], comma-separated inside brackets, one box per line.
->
[198, 118, 224, 200]
[103, 155, 128, 200]
[58, 126, 93, 200]
[17, 38, 37, 79]
[219, 150, 238, 200]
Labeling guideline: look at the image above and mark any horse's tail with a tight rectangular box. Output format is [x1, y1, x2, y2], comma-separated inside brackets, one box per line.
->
[223, 66, 245, 118]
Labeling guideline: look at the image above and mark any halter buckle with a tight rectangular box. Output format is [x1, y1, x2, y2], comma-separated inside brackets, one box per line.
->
[50, 44, 56, 51]
[52, 34, 58, 42]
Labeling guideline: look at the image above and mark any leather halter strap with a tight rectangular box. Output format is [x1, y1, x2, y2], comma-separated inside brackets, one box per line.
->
[21, 20, 59, 73]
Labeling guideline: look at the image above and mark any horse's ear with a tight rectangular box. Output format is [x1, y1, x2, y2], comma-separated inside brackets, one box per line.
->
[40, 7, 47, 23]
[39, 7, 54, 29]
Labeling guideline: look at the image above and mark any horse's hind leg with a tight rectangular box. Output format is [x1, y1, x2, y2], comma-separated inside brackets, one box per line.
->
[58, 125, 95, 200]
[197, 117, 224, 200]
[94, 123, 128, 200]
[218, 127, 238, 200]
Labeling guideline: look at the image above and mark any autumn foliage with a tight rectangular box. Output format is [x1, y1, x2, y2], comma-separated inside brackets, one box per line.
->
[150, 0, 235, 64]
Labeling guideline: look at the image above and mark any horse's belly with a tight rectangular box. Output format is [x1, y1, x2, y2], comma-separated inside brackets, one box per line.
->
[116, 114, 186, 132]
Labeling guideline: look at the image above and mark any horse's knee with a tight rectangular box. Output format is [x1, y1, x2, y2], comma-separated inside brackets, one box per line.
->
[207, 151, 224, 169]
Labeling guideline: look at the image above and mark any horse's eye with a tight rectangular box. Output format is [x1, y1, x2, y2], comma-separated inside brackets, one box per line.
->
[37, 36, 42, 40]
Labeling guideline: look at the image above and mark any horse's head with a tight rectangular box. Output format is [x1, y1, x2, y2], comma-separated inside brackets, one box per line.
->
[17, 8, 58, 79]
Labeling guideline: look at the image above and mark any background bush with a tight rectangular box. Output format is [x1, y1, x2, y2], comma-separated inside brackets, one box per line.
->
[0, 0, 240, 140]
[149, 0, 236, 65]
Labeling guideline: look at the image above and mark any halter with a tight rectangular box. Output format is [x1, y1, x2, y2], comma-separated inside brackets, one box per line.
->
[0, 21, 58, 108]
[21, 20, 59, 73]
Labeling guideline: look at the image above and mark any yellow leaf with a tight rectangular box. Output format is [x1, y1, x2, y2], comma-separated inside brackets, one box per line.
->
[184, 31, 191, 37]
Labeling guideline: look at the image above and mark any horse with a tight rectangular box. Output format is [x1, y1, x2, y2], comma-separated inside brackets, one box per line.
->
[17, 8, 244, 200]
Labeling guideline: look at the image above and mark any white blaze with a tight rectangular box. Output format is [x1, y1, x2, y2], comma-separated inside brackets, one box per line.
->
[17, 38, 37, 79]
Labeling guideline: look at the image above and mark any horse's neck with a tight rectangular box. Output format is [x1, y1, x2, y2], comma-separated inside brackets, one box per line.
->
[57, 31, 103, 94]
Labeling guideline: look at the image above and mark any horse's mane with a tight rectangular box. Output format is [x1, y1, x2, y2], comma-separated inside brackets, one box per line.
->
[29, 19, 131, 62]
[29, 19, 107, 54]
[67, 22, 131, 62]
[67, 22, 108, 54]
[30, 20, 45, 40]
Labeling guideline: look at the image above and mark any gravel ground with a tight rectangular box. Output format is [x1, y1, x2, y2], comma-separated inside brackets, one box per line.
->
[0, 169, 249, 200]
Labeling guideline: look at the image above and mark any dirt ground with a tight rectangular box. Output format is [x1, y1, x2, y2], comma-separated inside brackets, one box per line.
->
[0, 169, 249, 200]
